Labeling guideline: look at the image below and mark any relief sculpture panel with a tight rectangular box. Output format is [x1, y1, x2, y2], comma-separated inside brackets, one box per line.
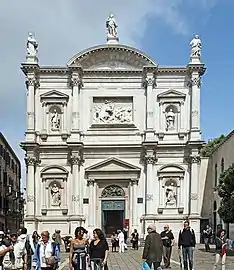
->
[93, 97, 133, 124]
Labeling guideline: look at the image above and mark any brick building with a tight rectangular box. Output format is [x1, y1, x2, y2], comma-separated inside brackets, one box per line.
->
[0, 132, 22, 232]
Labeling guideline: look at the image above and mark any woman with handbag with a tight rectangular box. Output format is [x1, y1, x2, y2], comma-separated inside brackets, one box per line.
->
[213, 229, 227, 270]
[69, 227, 89, 270]
[89, 229, 109, 270]
[33, 231, 60, 270]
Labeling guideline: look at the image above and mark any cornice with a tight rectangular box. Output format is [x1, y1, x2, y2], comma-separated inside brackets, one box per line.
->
[186, 63, 206, 76]
[157, 67, 187, 74]
[21, 63, 40, 75]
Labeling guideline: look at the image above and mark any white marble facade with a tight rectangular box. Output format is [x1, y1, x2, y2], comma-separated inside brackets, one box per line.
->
[21, 33, 206, 240]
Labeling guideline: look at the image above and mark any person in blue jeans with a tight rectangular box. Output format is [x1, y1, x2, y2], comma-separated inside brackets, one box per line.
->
[178, 221, 196, 270]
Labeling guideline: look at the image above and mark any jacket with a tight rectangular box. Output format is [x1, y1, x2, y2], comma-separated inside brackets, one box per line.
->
[142, 231, 163, 262]
[178, 228, 196, 248]
[33, 240, 60, 270]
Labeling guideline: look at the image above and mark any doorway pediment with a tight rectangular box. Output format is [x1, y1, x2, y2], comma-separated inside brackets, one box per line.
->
[85, 157, 141, 180]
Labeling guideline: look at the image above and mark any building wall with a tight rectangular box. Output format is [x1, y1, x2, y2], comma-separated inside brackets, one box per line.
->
[0, 133, 22, 232]
[202, 131, 234, 238]
[22, 45, 205, 241]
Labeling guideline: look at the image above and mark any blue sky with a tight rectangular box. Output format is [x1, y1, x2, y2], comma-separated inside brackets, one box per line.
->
[0, 0, 233, 185]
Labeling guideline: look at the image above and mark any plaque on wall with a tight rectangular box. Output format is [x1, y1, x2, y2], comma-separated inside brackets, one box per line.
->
[92, 97, 133, 126]
[137, 197, 143, 204]
[83, 198, 89, 204]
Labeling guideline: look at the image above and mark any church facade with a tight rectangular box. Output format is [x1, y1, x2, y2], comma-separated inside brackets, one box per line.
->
[21, 18, 206, 239]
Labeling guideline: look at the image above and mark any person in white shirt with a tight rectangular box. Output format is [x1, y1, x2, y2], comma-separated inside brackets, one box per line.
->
[33, 231, 60, 270]
[117, 230, 125, 253]
[0, 232, 15, 270]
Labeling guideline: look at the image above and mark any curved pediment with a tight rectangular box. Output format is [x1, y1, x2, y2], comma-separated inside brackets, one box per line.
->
[67, 44, 157, 70]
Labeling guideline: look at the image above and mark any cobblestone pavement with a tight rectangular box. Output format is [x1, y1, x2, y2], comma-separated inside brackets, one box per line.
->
[60, 245, 234, 269]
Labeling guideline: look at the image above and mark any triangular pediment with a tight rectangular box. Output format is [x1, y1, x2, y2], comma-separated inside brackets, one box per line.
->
[85, 157, 141, 172]
[40, 90, 69, 101]
[157, 89, 186, 99]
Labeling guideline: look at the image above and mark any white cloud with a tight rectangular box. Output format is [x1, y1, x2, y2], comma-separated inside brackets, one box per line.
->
[0, 0, 216, 181]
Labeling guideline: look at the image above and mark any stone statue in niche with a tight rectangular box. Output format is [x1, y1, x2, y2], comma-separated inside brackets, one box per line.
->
[190, 34, 202, 58]
[50, 108, 61, 131]
[166, 182, 177, 206]
[50, 182, 61, 206]
[27, 32, 38, 56]
[102, 185, 125, 198]
[166, 109, 175, 130]
[106, 13, 118, 38]
[94, 100, 132, 124]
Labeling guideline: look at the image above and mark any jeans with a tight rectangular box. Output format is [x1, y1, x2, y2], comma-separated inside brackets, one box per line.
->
[146, 260, 161, 270]
[182, 246, 194, 270]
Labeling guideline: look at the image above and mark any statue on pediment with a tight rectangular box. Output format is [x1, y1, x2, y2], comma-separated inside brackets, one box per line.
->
[27, 32, 38, 57]
[190, 34, 202, 58]
[106, 13, 118, 38]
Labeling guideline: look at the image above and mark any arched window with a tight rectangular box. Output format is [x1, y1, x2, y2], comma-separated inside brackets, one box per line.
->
[214, 163, 218, 186]
[221, 158, 224, 173]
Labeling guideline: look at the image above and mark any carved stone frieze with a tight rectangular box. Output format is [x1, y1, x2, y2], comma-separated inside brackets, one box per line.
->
[72, 195, 80, 202]
[93, 97, 133, 124]
[146, 194, 153, 201]
[190, 193, 198, 200]
[101, 185, 125, 198]
[27, 195, 35, 202]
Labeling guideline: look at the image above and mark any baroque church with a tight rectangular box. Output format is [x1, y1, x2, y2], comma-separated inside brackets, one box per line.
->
[21, 15, 206, 240]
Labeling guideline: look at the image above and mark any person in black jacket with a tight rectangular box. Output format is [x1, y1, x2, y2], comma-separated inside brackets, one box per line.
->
[178, 221, 196, 270]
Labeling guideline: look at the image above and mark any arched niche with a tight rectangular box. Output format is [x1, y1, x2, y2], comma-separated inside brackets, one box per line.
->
[40, 165, 69, 211]
[101, 185, 125, 198]
[48, 105, 62, 132]
[158, 164, 185, 209]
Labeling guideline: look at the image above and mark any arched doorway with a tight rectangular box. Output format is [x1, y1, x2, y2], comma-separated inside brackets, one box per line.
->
[101, 185, 125, 236]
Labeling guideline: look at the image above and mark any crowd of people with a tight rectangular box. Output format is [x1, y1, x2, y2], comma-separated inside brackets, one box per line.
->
[0, 222, 233, 270]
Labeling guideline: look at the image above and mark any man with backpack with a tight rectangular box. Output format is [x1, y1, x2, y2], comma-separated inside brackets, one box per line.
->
[178, 221, 196, 270]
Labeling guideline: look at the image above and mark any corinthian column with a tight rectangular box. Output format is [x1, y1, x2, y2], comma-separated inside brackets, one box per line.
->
[131, 179, 138, 228]
[70, 73, 82, 140]
[87, 179, 96, 228]
[145, 153, 157, 215]
[70, 156, 81, 215]
[26, 76, 36, 131]
[190, 155, 200, 215]
[25, 156, 36, 217]
[190, 73, 201, 140]
[145, 74, 155, 130]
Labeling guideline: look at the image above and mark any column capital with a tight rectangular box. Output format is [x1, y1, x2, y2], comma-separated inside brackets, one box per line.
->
[131, 179, 139, 186]
[70, 155, 82, 165]
[24, 156, 37, 166]
[185, 155, 201, 164]
[187, 76, 201, 88]
[145, 154, 158, 165]
[87, 178, 95, 186]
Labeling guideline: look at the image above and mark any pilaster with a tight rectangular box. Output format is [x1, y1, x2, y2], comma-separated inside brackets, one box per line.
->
[131, 179, 139, 228]
[69, 66, 83, 142]
[187, 64, 206, 141]
[87, 178, 96, 228]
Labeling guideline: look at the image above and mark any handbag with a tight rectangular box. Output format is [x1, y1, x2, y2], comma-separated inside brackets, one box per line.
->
[141, 261, 151, 270]
[46, 256, 58, 266]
